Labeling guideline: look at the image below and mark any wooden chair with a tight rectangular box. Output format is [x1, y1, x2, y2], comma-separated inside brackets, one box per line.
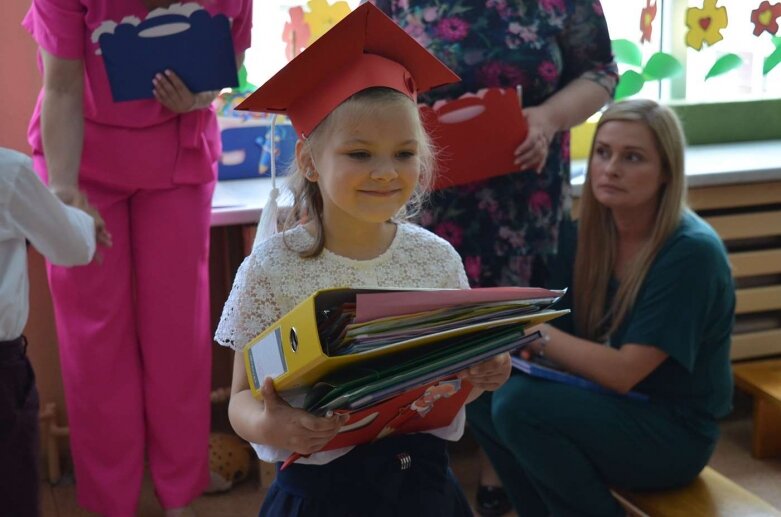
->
[613, 466, 780, 517]
[733, 358, 781, 458]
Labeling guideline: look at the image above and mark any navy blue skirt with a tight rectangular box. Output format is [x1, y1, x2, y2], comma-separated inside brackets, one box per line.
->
[259, 434, 472, 517]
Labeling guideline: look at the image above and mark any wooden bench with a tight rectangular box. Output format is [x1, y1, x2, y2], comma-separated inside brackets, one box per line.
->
[612, 466, 780, 517]
[733, 358, 781, 459]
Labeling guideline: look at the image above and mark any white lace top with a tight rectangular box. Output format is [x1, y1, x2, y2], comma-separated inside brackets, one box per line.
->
[215, 222, 470, 464]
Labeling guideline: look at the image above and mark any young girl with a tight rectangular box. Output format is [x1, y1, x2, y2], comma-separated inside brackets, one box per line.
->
[215, 4, 511, 515]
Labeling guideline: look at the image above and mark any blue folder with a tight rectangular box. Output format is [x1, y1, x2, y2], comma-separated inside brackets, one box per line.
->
[512, 356, 649, 401]
[97, 9, 238, 102]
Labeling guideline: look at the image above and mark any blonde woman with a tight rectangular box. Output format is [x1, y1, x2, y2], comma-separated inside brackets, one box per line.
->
[467, 99, 735, 517]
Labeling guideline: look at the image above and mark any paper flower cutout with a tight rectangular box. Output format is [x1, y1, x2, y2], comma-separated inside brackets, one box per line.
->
[640, 0, 657, 44]
[304, 0, 351, 43]
[283, 6, 311, 61]
[686, 0, 729, 51]
[751, 1, 781, 37]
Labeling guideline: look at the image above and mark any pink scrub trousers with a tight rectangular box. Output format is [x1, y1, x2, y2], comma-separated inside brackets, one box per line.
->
[46, 177, 214, 516]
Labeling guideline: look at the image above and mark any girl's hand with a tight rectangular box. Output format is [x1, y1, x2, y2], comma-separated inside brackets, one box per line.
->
[514, 106, 558, 174]
[152, 70, 218, 113]
[459, 352, 512, 392]
[259, 377, 349, 455]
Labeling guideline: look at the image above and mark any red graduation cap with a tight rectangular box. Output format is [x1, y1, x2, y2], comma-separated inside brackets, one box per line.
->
[236, 2, 460, 138]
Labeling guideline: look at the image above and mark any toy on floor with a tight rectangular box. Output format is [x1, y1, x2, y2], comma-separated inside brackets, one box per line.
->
[206, 432, 252, 493]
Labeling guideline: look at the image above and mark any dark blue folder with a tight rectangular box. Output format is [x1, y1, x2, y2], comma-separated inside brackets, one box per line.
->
[98, 9, 238, 102]
[512, 356, 649, 401]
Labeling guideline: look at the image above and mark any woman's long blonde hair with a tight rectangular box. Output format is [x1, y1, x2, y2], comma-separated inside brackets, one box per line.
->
[283, 87, 436, 257]
[574, 99, 687, 341]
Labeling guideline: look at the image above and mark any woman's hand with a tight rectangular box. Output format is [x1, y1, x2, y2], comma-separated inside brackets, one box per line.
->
[459, 352, 512, 392]
[51, 185, 112, 247]
[514, 106, 559, 174]
[152, 69, 218, 113]
[259, 377, 349, 455]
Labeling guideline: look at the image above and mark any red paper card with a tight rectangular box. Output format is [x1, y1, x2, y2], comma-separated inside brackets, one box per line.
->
[420, 87, 528, 190]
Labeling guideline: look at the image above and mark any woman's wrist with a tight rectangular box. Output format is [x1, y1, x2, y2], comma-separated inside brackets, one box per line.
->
[191, 90, 219, 111]
[49, 184, 81, 204]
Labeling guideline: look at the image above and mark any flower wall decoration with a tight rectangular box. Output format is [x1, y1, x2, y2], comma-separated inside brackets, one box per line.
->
[283, 6, 311, 61]
[640, 0, 657, 44]
[303, 0, 351, 44]
[685, 0, 729, 51]
[751, 1, 781, 37]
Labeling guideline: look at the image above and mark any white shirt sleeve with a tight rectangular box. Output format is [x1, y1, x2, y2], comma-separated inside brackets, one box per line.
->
[8, 159, 96, 266]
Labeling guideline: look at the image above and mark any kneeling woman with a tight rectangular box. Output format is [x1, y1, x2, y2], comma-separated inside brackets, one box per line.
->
[468, 99, 735, 517]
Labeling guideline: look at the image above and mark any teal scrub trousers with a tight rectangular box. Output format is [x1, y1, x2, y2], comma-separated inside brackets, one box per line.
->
[466, 374, 717, 517]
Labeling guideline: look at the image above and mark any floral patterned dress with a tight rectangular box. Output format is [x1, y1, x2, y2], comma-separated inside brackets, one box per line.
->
[373, 0, 617, 287]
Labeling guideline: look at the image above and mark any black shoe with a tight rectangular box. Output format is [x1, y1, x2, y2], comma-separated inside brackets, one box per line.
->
[476, 484, 512, 517]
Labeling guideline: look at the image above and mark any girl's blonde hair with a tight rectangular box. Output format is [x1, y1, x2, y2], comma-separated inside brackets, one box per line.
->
[574, 99, 687, 341]
[283, 87, 436, 257]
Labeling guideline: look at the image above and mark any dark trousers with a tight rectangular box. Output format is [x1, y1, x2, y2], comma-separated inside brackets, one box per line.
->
[0, 336, 40, 517]
[260, 433, 472, 517]
[467, 373, 716, 517]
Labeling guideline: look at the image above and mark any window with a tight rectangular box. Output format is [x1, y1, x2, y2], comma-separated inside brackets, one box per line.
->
[246, 0, 361, 87]
[600, 0, 781, 102]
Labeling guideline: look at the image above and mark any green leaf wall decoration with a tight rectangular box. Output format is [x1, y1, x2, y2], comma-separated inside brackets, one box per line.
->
[643, 52, 684, 80]
[765, 46, 781, 75]
[615, 70, 646, 100]
[612, 39, 643, 67]
[705, 54, 744, 80]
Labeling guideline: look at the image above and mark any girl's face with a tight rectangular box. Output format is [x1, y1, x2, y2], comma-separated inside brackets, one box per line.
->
[589, 120, 666, 216]
[310, 102, 422, 230]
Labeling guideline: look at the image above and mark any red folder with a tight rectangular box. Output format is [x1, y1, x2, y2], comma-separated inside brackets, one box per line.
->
[321, 376, 471, 451]
[420, 87, 529, 190]
[281, 377, 471, 469]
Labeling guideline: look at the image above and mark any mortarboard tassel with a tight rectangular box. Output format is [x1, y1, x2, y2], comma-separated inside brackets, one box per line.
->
[253, 115, 280, 249]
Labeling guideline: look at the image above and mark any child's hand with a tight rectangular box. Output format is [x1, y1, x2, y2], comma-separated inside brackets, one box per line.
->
[153, 70, 218, 113]
[259, 377, 349, 455]
[83, 203, 112, 248]
[458, 352, 511, 392]
[51, 186, 112, 248]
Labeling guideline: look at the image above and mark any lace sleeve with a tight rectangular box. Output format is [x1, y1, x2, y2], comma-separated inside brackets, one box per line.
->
[214, 254, 283, 351]
[444, 242, 470, 289]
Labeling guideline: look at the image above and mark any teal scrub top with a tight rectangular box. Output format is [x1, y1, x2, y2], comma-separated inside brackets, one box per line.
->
[551, 211, 735, 434]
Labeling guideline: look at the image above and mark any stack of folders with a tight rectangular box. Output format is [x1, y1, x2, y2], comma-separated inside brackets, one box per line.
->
[242, 287, 569, 459]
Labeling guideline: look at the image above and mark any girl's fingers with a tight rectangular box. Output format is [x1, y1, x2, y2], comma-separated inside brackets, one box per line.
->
[300, 411, 348, 433]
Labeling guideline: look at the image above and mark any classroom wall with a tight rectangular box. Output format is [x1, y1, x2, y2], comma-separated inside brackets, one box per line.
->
[0, 0, 39, 153]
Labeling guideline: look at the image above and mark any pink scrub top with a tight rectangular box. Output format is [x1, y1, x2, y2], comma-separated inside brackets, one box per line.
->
[23, 0, 252, 189]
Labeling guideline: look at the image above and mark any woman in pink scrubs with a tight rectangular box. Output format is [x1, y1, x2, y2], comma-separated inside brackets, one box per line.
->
[23, 1, 252, 515]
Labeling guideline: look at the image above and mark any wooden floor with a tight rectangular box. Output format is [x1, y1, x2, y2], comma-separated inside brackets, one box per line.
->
[38, 393, 781, 517]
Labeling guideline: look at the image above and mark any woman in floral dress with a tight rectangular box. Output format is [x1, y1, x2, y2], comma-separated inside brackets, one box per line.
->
[371, 1, 618, 514]
[372, 0, 617, 288]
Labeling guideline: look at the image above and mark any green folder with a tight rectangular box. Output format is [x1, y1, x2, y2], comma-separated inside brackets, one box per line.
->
[305, 326, 539, 415]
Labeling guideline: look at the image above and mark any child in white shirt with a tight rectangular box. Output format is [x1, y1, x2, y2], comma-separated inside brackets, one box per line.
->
[0, 147, 107, 516]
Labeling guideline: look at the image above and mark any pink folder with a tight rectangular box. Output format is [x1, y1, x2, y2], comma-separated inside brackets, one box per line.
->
[354, 287, 559, 324]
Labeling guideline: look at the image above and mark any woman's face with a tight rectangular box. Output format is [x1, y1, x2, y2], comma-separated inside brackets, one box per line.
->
[588, 120, 666, 216]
